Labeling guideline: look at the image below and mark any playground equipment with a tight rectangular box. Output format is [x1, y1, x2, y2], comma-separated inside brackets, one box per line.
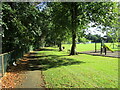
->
[102, 44, 114, 55]
[100, 36, 114, 55]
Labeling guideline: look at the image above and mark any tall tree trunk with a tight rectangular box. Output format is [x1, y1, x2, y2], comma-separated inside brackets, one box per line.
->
[70, 32, 76, 55]
[58, 42, 63, 51]
[70, 3, 77, 55]
[40, 33, 46, 47]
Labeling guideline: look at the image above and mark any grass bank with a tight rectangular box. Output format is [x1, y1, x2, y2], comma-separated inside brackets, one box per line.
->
[35, 47, 118, 88]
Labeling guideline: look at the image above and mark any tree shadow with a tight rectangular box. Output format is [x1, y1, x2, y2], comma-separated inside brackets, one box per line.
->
[24, 54, 67, 59]
[7, 49, 86, 72]
[28, 48, 57, 55]
[34, 48, 58, 51]
[26, 54, 85, 71]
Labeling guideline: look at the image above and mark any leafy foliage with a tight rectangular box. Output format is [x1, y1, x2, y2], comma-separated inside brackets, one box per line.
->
[2, 2, 119, 54]
[2, 2, 50, 53]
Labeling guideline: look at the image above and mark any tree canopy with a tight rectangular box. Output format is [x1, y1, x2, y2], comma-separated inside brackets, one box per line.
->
[2, 2, 119, 55]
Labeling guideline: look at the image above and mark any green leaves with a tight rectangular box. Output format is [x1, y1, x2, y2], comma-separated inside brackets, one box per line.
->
[2, 2, 46, 52]
[2, 2, 119, 53]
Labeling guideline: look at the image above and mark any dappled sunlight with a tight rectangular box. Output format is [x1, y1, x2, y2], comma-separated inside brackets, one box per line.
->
[6, 48, 86, 72]
[2, 2, 118, 88]
[26, 51, 86, 71]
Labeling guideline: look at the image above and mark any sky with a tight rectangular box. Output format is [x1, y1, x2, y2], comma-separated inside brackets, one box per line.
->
[84, 22, 106, 37]
[36, 2, 47, 11]
[85, 27, 106, 37]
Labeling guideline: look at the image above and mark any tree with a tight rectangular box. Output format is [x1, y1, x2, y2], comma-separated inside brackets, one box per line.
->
[61, 2, 118, 55]
[2, 2, 118, 55]
[2, 2, 50, 52]
[45, 2, 71, 51]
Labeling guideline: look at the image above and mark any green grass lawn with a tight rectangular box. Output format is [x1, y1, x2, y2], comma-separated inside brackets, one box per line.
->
[62, 43, 119, 52]
[35, 46, 118, 88]
[63, 43, 101, 52]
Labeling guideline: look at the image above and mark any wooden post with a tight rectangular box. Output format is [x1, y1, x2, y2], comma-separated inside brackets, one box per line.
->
[113, 43, 114, 49]
[100, 39, 102, 54]
[95, 42, 97, 52]
[101, 48, 102, 54]
[105, 47, 107, 55]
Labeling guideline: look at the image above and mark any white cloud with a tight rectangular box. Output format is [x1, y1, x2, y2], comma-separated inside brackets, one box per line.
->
[85, 22, 106, 37]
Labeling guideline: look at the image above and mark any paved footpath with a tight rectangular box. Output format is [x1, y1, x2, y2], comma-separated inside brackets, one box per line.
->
[15, 51, 46, 88]
[16, 70, 45, 88]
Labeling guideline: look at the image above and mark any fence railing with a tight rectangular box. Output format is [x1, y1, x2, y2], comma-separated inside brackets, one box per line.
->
[0, 46, 33, 78]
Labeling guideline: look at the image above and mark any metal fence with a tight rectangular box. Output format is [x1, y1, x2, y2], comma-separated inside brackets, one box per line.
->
[0, 52, 12, 78]
[0, 46, 33, 78]
[0, 55, 2, 77]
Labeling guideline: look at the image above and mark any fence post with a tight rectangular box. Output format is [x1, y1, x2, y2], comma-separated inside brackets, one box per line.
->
[2, 55, 4, 76]
[0, 55, 2, 78]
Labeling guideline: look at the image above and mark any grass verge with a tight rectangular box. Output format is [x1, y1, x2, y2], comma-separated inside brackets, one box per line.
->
[35, 47, 118, 88]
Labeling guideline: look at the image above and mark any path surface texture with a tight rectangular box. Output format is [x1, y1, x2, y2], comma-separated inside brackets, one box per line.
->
[79, 50, 120, 58]
[15, 51, 45, 88]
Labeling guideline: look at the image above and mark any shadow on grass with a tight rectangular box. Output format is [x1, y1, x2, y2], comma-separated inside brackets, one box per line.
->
[7, 48, 85, 72]
[27, 57, 85, 71]
[26, 52, 85, 71]
[34, 48, 58, 51]
[25, 55, 68, 59]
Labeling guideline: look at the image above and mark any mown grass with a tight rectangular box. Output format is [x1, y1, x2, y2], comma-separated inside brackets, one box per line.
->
[62, 43, 119, 52]
[63, 43, 101, 52]
[35, 46, 118, 88]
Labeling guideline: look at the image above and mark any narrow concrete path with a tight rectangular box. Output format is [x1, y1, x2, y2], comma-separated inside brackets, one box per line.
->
[15, 51, 46, 88]
[16, 70, 45, 88]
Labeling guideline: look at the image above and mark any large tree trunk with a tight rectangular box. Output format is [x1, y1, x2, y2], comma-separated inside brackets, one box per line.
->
[40, 33, 46, 47]
[58, 42, 63, 51]
[70, 3, 77, 55]
[70, 32, 76, 55]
